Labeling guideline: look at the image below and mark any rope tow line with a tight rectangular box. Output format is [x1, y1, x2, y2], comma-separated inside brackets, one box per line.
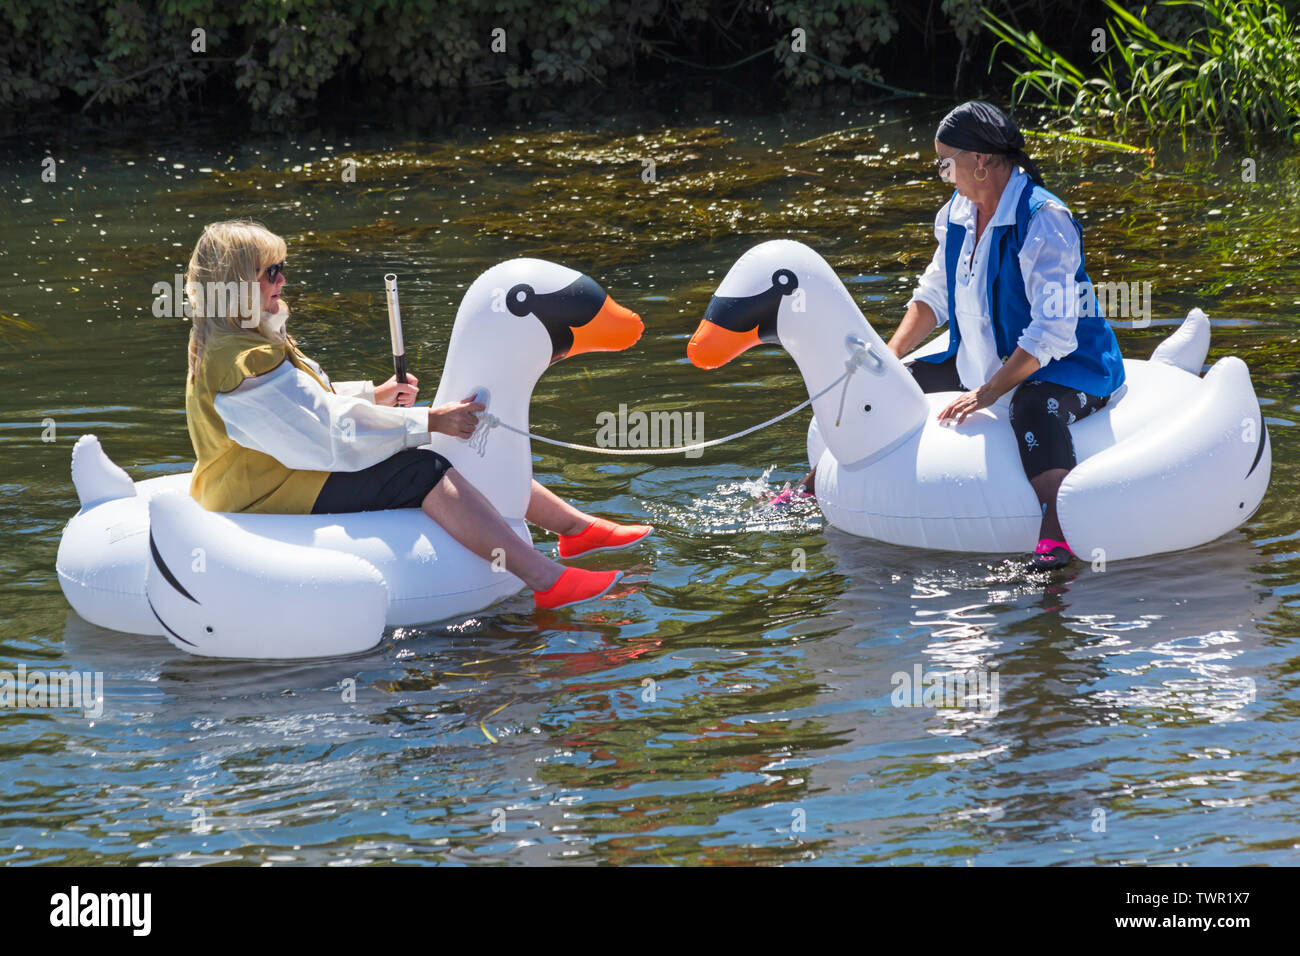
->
[467, 336, 884, 457]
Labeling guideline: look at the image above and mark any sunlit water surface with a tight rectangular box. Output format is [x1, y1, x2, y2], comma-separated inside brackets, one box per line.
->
[1, 104, 1298, 864]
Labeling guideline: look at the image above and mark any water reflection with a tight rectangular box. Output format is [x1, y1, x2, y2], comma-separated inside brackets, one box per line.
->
[2, 105, 1297, 864]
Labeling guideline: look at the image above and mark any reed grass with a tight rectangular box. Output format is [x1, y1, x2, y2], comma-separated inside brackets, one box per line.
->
[984, 0, 1300, 144]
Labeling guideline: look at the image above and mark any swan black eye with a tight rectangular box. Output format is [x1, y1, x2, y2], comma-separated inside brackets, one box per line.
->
[773, 269, 798, 294]
[506, 283, 534, 317]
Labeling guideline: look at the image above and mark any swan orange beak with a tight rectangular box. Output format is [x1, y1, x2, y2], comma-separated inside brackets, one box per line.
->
[687, 321, 762, 370]
[568, 295, 644, 357]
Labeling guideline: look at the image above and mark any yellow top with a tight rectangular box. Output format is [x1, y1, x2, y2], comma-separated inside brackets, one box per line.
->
[186, 330, 333, 514]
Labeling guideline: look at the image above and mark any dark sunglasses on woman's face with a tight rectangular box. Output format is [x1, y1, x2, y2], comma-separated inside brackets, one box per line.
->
[264, 260, 286, 282]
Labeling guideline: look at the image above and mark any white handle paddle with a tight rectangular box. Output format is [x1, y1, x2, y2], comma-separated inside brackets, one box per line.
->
[383, 273, 410, 406]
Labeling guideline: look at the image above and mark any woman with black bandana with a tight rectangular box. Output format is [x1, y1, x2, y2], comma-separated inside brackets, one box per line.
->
[792, 101, 1125, 571]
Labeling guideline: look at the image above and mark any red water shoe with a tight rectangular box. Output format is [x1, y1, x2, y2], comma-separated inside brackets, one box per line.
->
[558, 517, 652, 559]
[534, 567, 624, 610]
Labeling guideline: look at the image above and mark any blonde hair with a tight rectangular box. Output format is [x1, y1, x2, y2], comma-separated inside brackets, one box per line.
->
[185, 220, 291, 382]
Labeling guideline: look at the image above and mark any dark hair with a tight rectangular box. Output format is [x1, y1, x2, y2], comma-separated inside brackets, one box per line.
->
[935, 101, 1045, 187]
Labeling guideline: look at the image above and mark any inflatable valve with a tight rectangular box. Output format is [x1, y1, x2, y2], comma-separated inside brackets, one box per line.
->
[845, 334, 885, 373]
[468, 385, 490, 429]
[834, 336, 883, 427]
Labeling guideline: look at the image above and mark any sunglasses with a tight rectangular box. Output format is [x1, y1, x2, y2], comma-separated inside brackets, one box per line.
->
[935, 149, 967, 178]
[263, 260, 286, 281]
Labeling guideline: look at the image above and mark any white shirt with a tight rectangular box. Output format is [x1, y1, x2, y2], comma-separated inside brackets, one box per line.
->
[907, 168, 1084, 390]
[213, 351, 430, 473]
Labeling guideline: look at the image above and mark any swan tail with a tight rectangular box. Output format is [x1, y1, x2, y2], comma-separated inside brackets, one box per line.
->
[71, 434, 138, 509]
[1058, 356, 1269, 562]
[1150, 307, 1211, 374]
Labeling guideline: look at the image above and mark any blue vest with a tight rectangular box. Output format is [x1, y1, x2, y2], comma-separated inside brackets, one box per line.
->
[914, 181, 1125, 396]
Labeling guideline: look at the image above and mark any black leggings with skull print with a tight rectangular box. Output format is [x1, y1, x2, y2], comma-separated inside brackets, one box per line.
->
[905, 355, 1111, 482]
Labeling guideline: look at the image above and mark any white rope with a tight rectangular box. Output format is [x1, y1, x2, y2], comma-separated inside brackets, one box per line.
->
[468, 346, 873, 458]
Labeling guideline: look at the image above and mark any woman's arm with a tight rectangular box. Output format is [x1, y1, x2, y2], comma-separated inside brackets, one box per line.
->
[1017, 202, 1084, 366]
[887, 300, 939, 358]
[287, 349, 414, 406]
[214, 362, 429, 472]
[334, 376, 421, 406]
[902, 203, 951, 340]
[938, 204, 1084, 426]
[936, 348, 1040, 425]
[333, 380, 376, 402]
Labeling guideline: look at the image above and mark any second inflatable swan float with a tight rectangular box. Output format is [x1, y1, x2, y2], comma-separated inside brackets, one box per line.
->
[57, 259, 644, 659]
[687, 240, 1270, 561]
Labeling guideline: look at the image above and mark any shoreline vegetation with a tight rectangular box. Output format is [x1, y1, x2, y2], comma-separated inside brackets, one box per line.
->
[984, 0, 1300, 146]
[2, 1, 1296, 147]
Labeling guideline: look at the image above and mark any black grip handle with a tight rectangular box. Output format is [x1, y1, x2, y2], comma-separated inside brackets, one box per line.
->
[393, 353, 409, 406]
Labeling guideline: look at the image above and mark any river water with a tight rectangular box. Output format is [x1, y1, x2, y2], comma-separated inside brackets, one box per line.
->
[1, 102, 1297, 864]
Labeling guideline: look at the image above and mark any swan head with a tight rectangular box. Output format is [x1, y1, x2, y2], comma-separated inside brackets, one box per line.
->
[687, 268, 793, 371]
[687, 240, 928, 469]
[432, 259, 644, 522]
[687, 240, 869, 370]
[458, 259, 643, 368]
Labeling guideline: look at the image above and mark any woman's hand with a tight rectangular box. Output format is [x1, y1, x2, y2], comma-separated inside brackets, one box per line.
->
[375, 373, 419, 407]
[937, 386, 996, 426]
[939, 349, 1041, 425]
[428, 396, 486, 439]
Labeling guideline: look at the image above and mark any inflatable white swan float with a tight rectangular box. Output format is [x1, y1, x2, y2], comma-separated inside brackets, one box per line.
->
[688, 240, 1270, 561]
[57, 259, 644, 659]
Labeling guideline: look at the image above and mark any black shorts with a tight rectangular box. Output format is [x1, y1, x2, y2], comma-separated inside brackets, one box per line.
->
[905, 355, 1111, 480]
[310, 448, 453, 514]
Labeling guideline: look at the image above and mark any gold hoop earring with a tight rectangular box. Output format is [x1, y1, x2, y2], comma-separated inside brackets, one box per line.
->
[974, 166, 988, 182]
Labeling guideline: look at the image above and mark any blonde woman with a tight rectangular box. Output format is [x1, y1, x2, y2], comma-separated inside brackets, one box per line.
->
[183, 221, 651, 610]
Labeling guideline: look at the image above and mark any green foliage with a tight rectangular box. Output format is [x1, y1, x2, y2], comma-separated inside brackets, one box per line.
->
[0, 0, 1113, 118]
[770, 0, 898, 87]
[983, 0, 1300, 144]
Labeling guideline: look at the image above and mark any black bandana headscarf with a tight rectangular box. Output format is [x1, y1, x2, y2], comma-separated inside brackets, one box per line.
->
[935, 101, 1045, 188]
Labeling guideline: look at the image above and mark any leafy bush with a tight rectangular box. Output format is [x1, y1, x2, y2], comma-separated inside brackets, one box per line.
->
[984, 0, 1300, 143]
[0, 0, 1058, 117]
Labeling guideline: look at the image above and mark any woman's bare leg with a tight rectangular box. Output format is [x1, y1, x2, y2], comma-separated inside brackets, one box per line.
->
[525, 479, 591, 536]
[1029, 468, 1069, 542]
[423, 469, 563, 590]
